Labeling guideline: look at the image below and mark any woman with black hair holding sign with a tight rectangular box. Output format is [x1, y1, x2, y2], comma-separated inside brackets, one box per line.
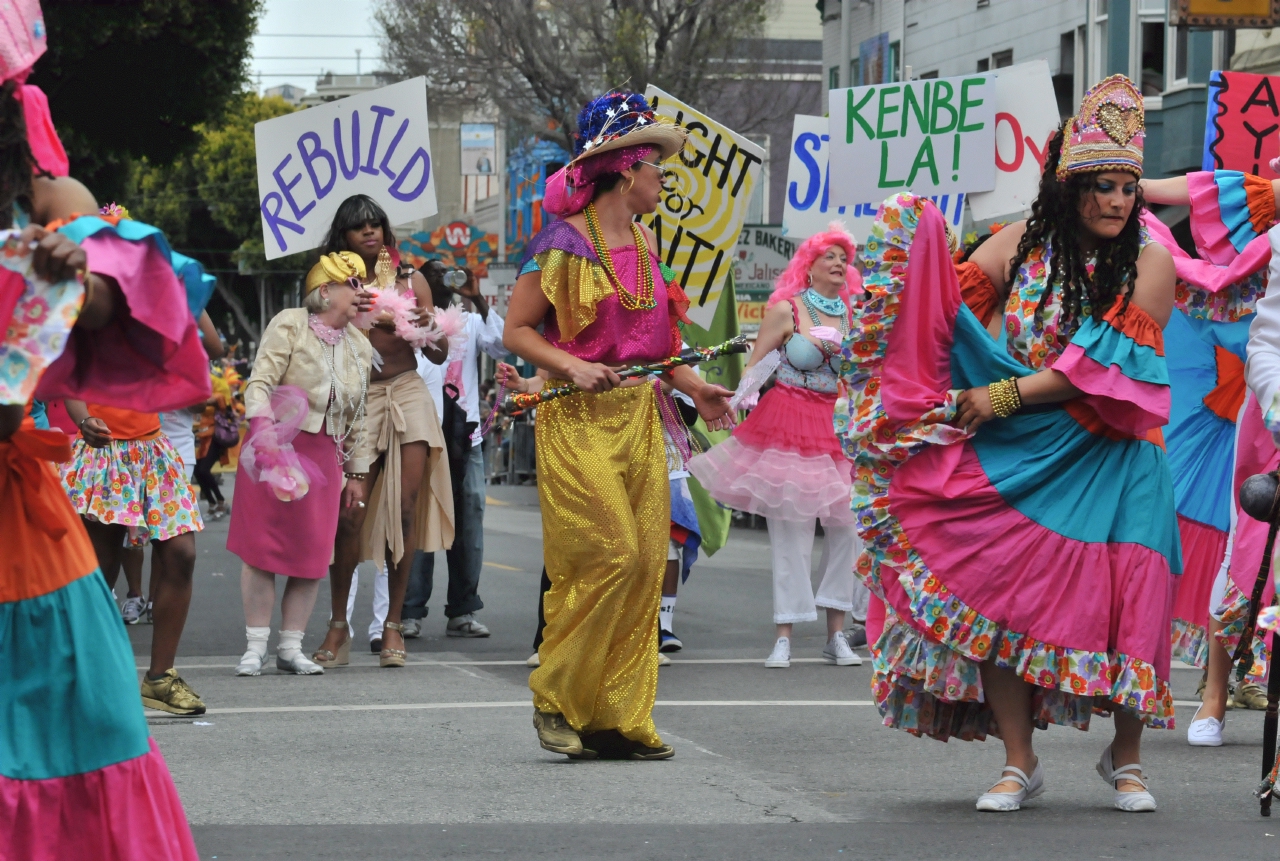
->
[311, 194, 455, 670]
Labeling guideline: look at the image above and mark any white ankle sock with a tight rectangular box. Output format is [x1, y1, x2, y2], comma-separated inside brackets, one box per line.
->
[660, 595, 677, 632]
[244, 626, 270, 659]
[277, 629, 306, 661]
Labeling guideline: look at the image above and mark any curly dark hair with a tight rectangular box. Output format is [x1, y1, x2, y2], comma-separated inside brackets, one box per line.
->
[0, 80, 45, 229]
[1007, 122, 1146, 332]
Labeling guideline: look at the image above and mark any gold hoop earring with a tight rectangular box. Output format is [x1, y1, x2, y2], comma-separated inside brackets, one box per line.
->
[621, 175, 635, 195]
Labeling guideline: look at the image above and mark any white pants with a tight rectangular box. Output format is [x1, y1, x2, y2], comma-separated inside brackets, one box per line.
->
[767, 517, 861, 624]
[346, 563, 389, 642]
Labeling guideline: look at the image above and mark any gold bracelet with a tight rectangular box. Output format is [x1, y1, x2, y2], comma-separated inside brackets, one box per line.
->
[343, 472, 367, 481]
[988, 377, 1022, 419]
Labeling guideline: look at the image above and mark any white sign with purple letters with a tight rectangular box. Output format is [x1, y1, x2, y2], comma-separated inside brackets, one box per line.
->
[254, 77, 438, 260]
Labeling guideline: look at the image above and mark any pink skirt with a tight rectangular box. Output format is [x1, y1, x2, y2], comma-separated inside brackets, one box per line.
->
[227, 429, 342, 579]
[687, 383, 853, 524]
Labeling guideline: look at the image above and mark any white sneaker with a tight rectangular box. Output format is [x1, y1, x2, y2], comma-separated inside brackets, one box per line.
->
[975, 761, 1044, 812]
[121, 594, 146, 625]
[526, 652, 541, 668]
[1187, 709, 1224, 747]
[764, 637, 791, 668]
[658, 652, 671, 666]
[822, 631, 863, 666]
[446, 613, 490, 638]
[402, 618, 422, 639]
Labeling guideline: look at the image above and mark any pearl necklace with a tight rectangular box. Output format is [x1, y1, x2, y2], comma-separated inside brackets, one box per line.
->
[314, 322, 368, 463]
[584, 202, 657, 311]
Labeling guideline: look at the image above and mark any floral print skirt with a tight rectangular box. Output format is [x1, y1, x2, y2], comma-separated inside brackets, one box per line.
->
[61, 436, 203, 545]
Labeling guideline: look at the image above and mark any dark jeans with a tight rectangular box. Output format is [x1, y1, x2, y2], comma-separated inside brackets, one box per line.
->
[532, 566, 550, 652]
[402, 444, 486, 620]
[193, 441, 227, 506]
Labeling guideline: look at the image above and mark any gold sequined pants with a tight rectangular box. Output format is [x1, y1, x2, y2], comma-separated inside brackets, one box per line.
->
[530, 382, 668, 747]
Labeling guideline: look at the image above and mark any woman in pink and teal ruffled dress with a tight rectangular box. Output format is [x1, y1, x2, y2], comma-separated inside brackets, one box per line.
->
[839, 75, 1179, 813]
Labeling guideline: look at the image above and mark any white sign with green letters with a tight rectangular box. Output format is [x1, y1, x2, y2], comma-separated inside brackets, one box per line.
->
[827, 74, 996, 206]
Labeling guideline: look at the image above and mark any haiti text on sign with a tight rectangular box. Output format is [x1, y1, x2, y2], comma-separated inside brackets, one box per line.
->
[255, 77, 438, 260]
[1204, 70, 1280, 179]
[643, 85, 765, 329]
[827, 73, 996, 206]
[782, 114, 965, 242]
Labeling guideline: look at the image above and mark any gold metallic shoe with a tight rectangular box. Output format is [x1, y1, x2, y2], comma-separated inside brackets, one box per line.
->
[140, 669, 206, 716]
[1233, 681, 1269, 710]
[379, 621, 407, 668]
[533, 710, 583, 756]
[312, 619, 350, 668]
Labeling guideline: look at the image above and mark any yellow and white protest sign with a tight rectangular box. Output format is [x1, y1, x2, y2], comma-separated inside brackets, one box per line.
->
[827, 73, 996, 206]
[643, 85, 765, 329]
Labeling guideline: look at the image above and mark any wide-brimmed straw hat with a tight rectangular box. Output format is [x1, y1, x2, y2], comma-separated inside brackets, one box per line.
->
[568, 91, 686, 167]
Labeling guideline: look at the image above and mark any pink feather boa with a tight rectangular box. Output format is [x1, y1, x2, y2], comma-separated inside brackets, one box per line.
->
[354, 287, 468, 357]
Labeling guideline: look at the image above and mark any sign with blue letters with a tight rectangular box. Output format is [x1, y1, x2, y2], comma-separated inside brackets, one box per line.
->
[254, 77, 438, 259]
[782, 114, 965, 243]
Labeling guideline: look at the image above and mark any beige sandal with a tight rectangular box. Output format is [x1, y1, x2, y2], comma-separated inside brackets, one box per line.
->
[312, 619, 351, 668]
[380, 621, 407, 668]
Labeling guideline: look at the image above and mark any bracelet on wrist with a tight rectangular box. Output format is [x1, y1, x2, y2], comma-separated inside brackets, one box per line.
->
[987, 377, 1023, 419]
[344, 472, 367, 481]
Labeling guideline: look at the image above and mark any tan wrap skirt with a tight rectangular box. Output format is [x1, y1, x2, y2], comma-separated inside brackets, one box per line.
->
[360, 371, 454, 563]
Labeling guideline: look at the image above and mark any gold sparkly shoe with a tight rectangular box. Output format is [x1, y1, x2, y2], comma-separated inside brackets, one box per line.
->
[1233, 681, 1269, 710]
[380, 621, 407, 668]
[312, 619, 350, 668]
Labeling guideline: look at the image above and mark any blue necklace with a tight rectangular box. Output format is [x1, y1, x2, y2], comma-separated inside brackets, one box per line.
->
[803, 287, 846, 318]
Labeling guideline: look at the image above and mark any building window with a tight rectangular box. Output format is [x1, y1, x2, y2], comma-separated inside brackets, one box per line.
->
[993, 49, 1014, 68]
[850, 58, 860, 87]
[919, 70, 939, 79]
[977, 57, 990, 72]
[1139, 22, 1165, 94]
[1174, 25, 1188, 83]
[1090, 0, 1109, 85]
[890, 41, 900, 82]
[829, 66, 839, 89]
[977, 0, 990, 7]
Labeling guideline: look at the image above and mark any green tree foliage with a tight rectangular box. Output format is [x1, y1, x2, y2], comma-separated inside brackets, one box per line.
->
[30, 0, 263, 203]
[131, 94, 309, 340]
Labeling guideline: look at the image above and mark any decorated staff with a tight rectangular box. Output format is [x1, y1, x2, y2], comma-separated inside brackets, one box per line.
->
[499, 336, 748, 415]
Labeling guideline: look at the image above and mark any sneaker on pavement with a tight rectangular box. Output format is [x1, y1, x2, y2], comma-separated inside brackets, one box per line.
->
[533, 710, 582, 755]
[140, 669, 206, 716]
[120, 594, 146, 625]
[822, 631, 863, 666]
[845, 623, 868, 649]
[659, 629, 683, 652]
[658, 652, 671, 666]
[765, 636, 791, 668]
[402, 618, 422, 638]
[1187, 710, 1224, 747]
[446, 613, 490, 638]
[526, 652, 541, 668]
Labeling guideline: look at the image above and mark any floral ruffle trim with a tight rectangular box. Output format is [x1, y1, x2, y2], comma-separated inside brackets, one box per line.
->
[1174, 273, 1265, 324]
[1171, 617, 1209, 670]
[874, 571, 1176, 740]
[1212, 579, 1271, 683]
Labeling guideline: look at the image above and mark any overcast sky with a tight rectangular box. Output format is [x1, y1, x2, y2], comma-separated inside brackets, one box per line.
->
[248, 0, 382, 94]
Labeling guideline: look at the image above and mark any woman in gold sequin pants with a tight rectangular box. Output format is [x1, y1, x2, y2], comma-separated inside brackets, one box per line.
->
[502, 91, 734, 759]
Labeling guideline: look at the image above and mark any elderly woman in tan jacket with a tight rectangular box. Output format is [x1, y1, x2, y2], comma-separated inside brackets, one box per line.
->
[227, 252, 374, 676]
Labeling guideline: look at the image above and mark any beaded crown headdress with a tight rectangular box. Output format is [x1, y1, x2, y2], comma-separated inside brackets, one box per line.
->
[1057, 74, 1144, 181]
[569, 91, 685, 166]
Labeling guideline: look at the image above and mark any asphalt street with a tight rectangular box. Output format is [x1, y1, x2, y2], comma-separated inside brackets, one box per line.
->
[124, 479, 1280, 860]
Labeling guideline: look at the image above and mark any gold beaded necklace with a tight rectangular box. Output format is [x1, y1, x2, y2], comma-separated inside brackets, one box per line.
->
[584, 202, 657, 311]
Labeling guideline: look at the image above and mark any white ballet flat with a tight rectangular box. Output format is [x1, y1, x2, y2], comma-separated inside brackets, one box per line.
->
[1097, 745, 1156, 812]
[975, 761, 1044, 812]
[276, 652, 324, 675]
[235, 649, 264, 677]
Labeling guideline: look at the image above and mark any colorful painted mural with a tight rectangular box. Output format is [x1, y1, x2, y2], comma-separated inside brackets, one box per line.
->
[506, 137, 571, 260]
[398, 221, 499, 276]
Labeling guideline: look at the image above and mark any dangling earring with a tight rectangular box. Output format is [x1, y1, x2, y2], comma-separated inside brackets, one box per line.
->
[806, 273, 813, 287]
[374, 246, 395, 288]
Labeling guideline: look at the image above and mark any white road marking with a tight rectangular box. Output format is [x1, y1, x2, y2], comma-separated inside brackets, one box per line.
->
[166, 700, 880, 717]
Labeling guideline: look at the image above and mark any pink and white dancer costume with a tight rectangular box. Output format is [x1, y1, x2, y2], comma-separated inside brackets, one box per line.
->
[688, 226, 863, 634]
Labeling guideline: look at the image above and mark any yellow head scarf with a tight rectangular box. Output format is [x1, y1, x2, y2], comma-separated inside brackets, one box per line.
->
[305, 251, 366, 294]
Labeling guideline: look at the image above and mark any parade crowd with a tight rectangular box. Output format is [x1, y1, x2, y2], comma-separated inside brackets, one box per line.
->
[11, 1, 1280, 855]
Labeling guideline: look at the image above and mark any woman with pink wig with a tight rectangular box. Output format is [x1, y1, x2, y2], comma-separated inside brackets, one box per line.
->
[688, 222, 864, 669]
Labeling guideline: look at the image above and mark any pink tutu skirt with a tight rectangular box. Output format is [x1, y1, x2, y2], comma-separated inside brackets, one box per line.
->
[227, 429, 342, 579]
[688, 383, 853, 524]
